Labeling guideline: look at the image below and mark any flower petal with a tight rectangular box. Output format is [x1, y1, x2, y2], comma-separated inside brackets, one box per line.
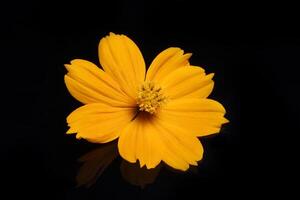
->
[118, 113, 203, 171]
[99, 33, 146, 99]
[118, 114, 162, 169]
[67, 103, 136, 143]
[160, 66, 214, 99]
[146, 47, 192, 82]
[153, 117, 204, 167]
[159, 98, 228, 137]
[65, 59, 134, 107]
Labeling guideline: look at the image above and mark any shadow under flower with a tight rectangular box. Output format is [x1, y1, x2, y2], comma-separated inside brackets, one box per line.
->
[120, 160, 161, 188]
[76, 141, 201, 188]
[76, 142, 118, 188]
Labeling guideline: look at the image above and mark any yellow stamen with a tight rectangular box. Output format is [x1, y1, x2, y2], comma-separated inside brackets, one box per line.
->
[137, 81, 167, 114]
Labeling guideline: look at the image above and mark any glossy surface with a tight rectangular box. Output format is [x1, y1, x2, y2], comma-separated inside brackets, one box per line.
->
[11, 0, 300, 199]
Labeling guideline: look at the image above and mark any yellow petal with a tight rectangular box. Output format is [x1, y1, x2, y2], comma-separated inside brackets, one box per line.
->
[99, 33, 146, 99]
[146, 47, 192, 82]
[159, 98, 228, 137]
[67, 103, 136, 143]
[118, 113, 203, 171]
[64, 59, 134, 107]
[153, 118, 203, 168]
[160, 66, 214, 99]
[118, 114, 161, 169]
[117, 121, 138, 163]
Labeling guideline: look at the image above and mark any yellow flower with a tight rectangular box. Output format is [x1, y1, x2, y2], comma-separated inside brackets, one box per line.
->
[65, 33, 229, 171]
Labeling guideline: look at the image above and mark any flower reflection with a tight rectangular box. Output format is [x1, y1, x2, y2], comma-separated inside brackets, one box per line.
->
[76, 141, 199, 188]
[120, 160, 161, 188]
[76, 142, 118, 188]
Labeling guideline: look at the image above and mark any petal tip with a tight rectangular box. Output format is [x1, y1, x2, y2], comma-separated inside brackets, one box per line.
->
[186, 52, 193, 57]
[76, 134, 82, 139]
[109, 32, 116, 36]
[64, 64, 71, 70]
[66, 129, 75, 134]
[223, 117, 230, 123]
[207, 73, 215, 79]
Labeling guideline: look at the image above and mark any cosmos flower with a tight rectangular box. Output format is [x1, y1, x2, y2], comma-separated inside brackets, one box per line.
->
[65, 33, 228, 171]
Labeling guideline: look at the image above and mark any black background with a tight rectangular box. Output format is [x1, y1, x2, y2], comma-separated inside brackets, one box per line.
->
[2, 0, 299, 199]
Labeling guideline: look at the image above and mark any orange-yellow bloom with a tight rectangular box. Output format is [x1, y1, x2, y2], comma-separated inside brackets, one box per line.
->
[65, 33, 228, 171]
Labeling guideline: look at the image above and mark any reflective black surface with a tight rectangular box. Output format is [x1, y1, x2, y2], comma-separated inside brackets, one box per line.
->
[3, 0, 299, 199]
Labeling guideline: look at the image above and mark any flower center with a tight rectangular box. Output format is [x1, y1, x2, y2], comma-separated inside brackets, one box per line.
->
[136, 81, 167, 114]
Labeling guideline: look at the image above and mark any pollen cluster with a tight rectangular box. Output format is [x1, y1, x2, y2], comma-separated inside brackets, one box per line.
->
[137, 81, 167, 114]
